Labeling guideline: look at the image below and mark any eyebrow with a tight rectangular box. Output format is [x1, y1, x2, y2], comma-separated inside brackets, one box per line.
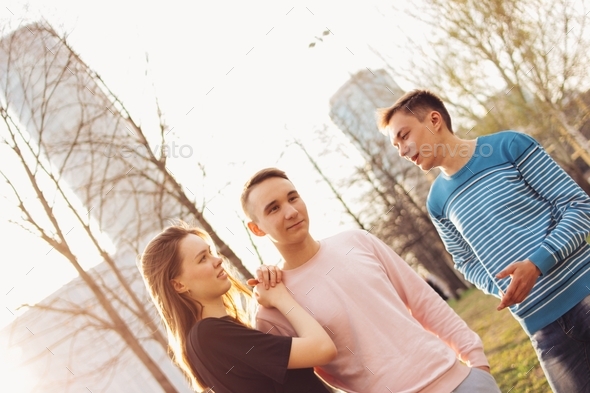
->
[193, 248, 208, 260]
[263, 190, 298, 213]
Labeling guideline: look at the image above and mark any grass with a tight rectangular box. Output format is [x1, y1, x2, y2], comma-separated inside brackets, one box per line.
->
[449, 289, 551, 392]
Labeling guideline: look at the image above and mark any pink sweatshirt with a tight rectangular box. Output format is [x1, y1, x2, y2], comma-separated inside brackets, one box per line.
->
[256, 230, 489, 393]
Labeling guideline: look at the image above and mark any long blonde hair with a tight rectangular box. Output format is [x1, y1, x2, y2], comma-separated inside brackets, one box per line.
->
[139, 222, 252, 391]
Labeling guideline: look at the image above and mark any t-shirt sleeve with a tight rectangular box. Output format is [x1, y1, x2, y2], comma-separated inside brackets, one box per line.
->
[190, 318, 293, 384]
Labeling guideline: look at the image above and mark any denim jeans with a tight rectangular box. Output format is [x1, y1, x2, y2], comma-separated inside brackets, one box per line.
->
[531, 294, 590, 393]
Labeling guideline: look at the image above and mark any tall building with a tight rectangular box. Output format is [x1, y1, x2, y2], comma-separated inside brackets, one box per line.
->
[328, 69, 467, 298]
[0, 23, 193, 393]
[329, 68, 432, 206]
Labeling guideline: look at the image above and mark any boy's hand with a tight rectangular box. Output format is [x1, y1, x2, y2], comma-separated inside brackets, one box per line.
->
[495, 260, 541, 310]
[255, 264, 282, 289]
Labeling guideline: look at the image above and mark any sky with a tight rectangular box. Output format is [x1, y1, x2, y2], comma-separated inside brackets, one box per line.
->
[0, 0, 429, 333]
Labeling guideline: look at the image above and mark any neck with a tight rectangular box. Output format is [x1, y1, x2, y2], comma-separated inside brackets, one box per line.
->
[438, 133, 477, 177]
[276, 234, 320, 270]
[198, 298, 228, 319]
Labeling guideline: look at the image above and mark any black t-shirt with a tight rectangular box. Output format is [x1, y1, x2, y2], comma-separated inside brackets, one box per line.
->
[186, 316, 331, 393]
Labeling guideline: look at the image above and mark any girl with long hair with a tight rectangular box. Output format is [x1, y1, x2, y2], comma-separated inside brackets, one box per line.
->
[139, 223, 336, 393]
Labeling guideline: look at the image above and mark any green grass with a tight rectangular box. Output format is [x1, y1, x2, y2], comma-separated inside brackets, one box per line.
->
[450, 289, 550, 392]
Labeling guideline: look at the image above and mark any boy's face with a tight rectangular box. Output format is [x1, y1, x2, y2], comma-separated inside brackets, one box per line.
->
[387, 111, 442, 172]
[246, 177, 311, 245]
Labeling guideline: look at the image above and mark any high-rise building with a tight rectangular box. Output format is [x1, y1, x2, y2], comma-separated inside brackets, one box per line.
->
[328, 69, 467, 299]
[0, 23, 192, 393]
[329, 68, 432, 206]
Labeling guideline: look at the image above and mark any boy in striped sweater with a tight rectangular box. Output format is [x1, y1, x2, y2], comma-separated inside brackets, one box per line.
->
[377, 89, 590, 393]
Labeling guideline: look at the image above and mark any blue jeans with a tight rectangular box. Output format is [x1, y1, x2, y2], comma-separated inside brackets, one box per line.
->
[531, 294, 590, 393]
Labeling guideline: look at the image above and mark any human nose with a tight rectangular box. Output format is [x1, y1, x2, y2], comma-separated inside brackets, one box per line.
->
[284, 204, 298, 219]
[398, 142, 408, 157]
[390, 134, 399, 150]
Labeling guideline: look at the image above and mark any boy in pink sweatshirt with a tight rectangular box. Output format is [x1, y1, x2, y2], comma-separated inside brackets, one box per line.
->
[241, 168, 500, 393]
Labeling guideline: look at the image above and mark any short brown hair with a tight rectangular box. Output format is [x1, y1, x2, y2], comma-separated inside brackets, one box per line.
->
[376, 89, 453, 134]
[240, 168, 290, 219]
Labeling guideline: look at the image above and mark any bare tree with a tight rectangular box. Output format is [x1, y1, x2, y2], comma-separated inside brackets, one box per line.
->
[0, 123, 179, 391]
[385, 0, 590, 184]
[324, 69, 468, 297]
[294, 120, 468, 298]
[0, 21, 252, 392]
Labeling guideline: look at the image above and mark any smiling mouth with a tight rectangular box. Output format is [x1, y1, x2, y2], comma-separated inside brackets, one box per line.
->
[287, 220, 304, 229]
[410, 153, 419, 163]
[217, 269, 226, 278]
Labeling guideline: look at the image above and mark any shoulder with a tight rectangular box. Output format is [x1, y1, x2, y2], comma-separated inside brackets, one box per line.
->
[428, 174, 451, 218]
[192, 317, 291, 352]
[477, 129, 529, 143]
[318, 228, 369, 247]
[481, 130, 539, 160]
[189, 317, 245, 343]
[327, 228, 381, 248]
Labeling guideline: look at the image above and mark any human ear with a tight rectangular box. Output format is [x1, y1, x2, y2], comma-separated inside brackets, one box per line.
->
[247, 221, 266, 237]
[170, 278, 187, 293]
[430, 111, 443, 132]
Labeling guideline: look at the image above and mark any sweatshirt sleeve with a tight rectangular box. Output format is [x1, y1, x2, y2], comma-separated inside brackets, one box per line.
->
[368, 233, 490, 369]
[509, 133, 590, 275]
[430, 214, 501, 297]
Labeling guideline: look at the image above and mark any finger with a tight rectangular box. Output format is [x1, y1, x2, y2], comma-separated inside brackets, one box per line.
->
[263, 267, 271, 289]
[497, 283, 517, 310]
[275, 268, 282, 283]
[270, 267, 277, 287]
[246, 278, 259, 286]
[257, 267, 270, 289]
[496, 264, 516, 279]
[497, 298, 509, 311]
[256, 268, 265, 285]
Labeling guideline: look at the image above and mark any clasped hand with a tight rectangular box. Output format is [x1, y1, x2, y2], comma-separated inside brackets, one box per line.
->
[246, 265, 286, 308]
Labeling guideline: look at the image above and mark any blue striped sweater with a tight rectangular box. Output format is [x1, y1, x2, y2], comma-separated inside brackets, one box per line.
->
[428, 131, 590, 334]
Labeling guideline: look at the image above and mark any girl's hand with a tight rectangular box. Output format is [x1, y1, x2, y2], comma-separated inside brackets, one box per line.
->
[247, 279, 289, 309]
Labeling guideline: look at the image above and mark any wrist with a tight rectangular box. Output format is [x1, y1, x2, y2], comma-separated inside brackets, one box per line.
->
[525, 259, 541, 276]
[274, 297, 296, 314]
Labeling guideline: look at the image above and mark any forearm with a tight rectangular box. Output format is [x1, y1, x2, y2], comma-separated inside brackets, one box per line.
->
[515, 139, 590, 273]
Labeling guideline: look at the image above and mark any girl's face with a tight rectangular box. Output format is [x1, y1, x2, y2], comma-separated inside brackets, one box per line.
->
[171, 234, 231, 302]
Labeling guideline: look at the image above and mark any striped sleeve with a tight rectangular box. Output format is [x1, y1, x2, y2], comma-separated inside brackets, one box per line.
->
[510, 134, 590, 275]
[430, 215, 500, 297]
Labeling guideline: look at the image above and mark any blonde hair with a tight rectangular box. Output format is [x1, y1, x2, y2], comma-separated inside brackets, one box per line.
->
[139, 222, 252, 391]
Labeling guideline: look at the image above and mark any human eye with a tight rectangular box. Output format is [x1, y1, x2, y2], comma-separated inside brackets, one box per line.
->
[199, 249, 212, 263]
[269, 205, 279, 213]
